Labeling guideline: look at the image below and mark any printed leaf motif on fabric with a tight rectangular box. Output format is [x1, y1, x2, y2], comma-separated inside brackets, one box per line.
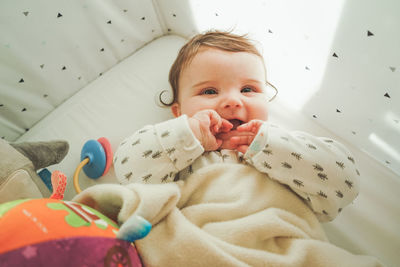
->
[336, 161, 345, 169]
[291, 152, 302, 160]
[293, 179, 304, 187]
[143, 150, 152, 158]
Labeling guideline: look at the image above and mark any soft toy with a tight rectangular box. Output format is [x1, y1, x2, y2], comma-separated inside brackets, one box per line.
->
[0, 139, 69, 203]
[0, 198, 143, 266]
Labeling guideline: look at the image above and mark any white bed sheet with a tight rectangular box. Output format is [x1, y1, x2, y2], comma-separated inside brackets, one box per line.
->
[16, 34, 399, 267]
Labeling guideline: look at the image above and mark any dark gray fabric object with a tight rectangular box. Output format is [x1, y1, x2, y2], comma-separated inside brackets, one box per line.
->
[11, 140, 69, 170]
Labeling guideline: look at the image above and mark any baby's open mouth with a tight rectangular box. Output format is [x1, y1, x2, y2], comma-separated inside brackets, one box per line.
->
[228, 119, 244, 130]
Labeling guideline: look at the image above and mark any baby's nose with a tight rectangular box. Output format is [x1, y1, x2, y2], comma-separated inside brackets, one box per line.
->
[222, 94, 243, 109]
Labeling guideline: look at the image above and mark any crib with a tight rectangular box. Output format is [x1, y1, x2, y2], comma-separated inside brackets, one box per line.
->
[0, 0, 399, 266]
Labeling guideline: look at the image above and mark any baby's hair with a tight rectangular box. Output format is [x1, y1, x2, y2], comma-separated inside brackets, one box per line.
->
[160, 30, 277, 106]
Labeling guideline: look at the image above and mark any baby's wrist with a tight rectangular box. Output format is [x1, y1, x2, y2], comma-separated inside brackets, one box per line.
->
[244, 122, 268, 158]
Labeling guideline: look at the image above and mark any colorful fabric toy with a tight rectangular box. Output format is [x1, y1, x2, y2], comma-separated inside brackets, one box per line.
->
[0, 198, 142, 266]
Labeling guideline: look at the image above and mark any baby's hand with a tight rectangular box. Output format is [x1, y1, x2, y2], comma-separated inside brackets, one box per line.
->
[218, 120, 264, 154]
[236, 120, 264, 134]
[188, 110, 233, 151]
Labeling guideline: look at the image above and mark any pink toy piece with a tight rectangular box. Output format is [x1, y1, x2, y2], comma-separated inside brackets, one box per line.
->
[50, 170, 67, 200]
[97, 137, 113, 176]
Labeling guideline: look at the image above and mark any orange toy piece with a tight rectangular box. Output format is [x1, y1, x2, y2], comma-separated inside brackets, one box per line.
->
[49, 171, 67, 200]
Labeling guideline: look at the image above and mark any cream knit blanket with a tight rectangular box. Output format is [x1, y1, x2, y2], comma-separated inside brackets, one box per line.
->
[73, 163, 382, 267]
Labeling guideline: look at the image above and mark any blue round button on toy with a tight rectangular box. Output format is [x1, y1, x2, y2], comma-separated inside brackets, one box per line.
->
[80, 139, 106, 179]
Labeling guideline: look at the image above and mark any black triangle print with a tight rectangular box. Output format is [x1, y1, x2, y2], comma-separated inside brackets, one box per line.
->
[19, 78, 24, 83]
[43, 94, 48, 98]
[389, 66, 396, 72]
[0, 104, 4, 107]
[268, 29, 273, 33]
[123, 9, 128, 12]
[172, 14, 176, 17]
[367, 30, 374, 36]
[22, 108, 27, 112]
[305, 66, 310, 70]
[107, 20, 112, 24]
[23, 11, 29, 16]
[57, 13, 63, 18]
[313, 115, 317, 118]
[141, 17, 146, 20]
[62, 66, 66, 70]
[333, 53, 338, 58]
[384, 93, 390, 98]
[336, 109, 341, 113]
[40, 64, 44, 69]
[100, 48, 104, 52]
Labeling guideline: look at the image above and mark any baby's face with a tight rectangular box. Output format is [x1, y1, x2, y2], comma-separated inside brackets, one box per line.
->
[171, 47, 269, 127]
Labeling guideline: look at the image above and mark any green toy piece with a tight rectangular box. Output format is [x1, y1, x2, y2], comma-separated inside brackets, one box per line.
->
[47, 202, 118, 229]
[0, 139, 69, 203]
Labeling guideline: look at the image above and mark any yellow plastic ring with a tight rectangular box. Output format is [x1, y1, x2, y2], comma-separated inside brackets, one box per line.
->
[73, 157, 90, 194]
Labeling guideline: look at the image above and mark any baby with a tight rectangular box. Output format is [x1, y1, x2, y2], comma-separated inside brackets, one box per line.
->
[113, 31, 359, 222]
[75, 31, 383, 266]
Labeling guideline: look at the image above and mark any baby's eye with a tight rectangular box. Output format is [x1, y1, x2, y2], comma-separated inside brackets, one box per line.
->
[241, 87, 255, 93]
[201, 88, 217, 95]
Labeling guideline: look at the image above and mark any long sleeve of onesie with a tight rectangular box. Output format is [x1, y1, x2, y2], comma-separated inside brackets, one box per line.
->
[244, 122, 360, 222]
[113, 115, 204, 184]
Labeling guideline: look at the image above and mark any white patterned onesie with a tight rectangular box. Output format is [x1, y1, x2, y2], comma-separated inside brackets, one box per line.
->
[113, 115, 360, 222]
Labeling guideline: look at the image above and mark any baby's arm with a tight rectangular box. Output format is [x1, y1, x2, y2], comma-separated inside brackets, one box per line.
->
[113, 115, 204, 184]
[244, 122, 360, 222]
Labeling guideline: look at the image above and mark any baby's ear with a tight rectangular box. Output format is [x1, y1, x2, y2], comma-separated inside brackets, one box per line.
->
[171, 103, 181, 118]
[11, 140, 69, 171]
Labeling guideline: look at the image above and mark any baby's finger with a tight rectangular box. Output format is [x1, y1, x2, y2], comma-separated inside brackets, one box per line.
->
[237, 120, 263, 133]
[203, 134, 220, 151]
[220, 119, 233, 132]
[213, 124, 219, 133]
[230, 135, 255, 146]
[236, 145, 249, 154]
[236, 121, 254, 132]
[219, 138, 236, 150]
[208, 110, 223, 133]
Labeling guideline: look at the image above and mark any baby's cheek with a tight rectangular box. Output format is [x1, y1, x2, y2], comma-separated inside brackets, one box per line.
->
[250, 100, 269, 121]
